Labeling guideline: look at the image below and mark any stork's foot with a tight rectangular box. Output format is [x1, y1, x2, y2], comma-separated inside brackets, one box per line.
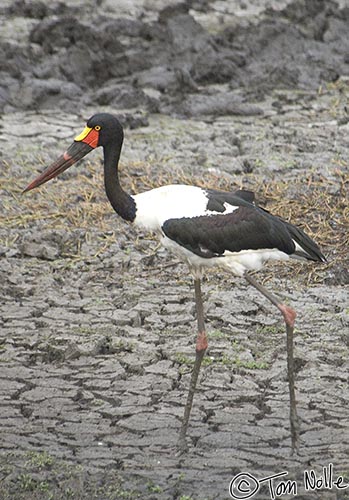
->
[176, 436, 189, 456]
[284, 319, 300, 456]
[290, 411, 300, 455]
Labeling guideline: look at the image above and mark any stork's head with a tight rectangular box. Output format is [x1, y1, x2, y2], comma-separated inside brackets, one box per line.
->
[23, 113, 123, 192]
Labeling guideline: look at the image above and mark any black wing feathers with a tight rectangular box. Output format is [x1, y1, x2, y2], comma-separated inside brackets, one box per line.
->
[279, 220, 326, 262]
[257, 206, 326, 262]
[163, 187, 325, 263]
[234, 189, 255, 204]
[206, 188, 255, 212]
[162, 206, 296, 259]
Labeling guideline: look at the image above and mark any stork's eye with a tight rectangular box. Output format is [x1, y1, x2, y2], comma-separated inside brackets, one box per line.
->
[94, 125, 101, 131]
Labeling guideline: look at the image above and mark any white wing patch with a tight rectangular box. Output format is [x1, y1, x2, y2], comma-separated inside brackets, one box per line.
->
[223, 201, 238, 214]
[133, 184, 237, 232]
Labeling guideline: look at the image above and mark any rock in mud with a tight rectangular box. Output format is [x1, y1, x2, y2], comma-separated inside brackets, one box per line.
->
[1, 0, 349, 115]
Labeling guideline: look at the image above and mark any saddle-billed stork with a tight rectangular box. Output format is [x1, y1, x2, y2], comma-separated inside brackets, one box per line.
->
[24, 113, 326, 453]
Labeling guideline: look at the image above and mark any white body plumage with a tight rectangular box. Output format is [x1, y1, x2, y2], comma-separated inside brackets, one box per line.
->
[132, 184, 292, 277]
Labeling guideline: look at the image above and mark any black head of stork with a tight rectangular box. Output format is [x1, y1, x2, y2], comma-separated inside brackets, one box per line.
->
[24, 112, 326, 455]
[24, 114, 137, 222]
[23, 113, 124, 192]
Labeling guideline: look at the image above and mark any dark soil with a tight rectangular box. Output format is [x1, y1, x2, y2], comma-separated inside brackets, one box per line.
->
[0, 1, 349, 499]
[1, 0, 349, 116]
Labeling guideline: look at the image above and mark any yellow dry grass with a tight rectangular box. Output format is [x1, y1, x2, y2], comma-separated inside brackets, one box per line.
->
[1, 156, 348, 283]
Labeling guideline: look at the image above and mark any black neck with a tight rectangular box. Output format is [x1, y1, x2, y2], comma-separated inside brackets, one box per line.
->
[103, 143, 136, 222]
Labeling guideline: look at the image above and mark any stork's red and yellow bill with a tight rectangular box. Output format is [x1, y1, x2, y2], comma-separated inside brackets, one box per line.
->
[23, 125, 100, 193]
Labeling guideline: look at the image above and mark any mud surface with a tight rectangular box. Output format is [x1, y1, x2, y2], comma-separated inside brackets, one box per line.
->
[1, 0, 349, 116]
[1, 1, 349, 499]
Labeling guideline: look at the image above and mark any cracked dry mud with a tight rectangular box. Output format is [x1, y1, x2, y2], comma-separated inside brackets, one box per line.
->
[1, 1, 349, 499]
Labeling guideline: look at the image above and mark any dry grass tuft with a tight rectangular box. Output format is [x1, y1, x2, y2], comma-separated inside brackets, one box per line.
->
[1, 156, 348, 284]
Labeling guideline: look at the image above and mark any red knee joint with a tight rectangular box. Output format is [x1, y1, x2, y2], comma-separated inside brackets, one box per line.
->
[278, 304, 296, 328]
[196, 330, 208, 352]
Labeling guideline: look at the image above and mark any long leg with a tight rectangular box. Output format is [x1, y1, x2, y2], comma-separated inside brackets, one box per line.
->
[178, 278, 208, 452]
[245, 272, 300, 453]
